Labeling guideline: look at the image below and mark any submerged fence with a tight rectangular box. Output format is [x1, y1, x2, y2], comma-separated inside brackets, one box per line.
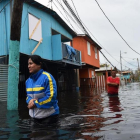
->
[95, 75, 106, 90]
[80, 75, 106, 90]
[80, 78, 96, 88]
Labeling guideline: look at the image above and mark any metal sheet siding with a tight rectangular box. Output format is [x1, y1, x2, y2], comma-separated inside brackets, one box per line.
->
[0, 0, 10, 56]
[0, 64, 8, 101]
[20, 3, 73, 60]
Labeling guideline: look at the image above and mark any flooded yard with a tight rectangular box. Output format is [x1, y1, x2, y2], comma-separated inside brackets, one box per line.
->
[0, 82, 140, 140]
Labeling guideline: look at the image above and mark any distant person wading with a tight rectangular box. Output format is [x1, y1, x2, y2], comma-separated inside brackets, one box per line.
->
[107, 69, 120, 96]
[26, 55, 59, 123]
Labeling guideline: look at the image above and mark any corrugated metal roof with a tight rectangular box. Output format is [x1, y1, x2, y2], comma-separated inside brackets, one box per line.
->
[122, 71, 132, 74]
[95, 66, 113, 72]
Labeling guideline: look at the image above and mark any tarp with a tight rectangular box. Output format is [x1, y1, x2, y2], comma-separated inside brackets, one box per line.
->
[65, 44, 76, 61]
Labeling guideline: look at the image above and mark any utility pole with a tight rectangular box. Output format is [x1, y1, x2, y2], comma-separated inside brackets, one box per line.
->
[137, 58, 140, 82]
[137, 58, 139, 71]
[7, 0, 23, 110]
[120, 51, 123, 79]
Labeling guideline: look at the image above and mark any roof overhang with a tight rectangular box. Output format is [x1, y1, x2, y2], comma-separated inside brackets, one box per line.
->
[77, 34, 102, 50]
[81, 63, 100, 69]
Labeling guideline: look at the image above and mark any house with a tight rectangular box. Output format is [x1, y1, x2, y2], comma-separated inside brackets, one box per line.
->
[0, 0, 82, 100]
[72, 34, 102, 88]
[121, 71, 132, 83]
[95, 66, 113, 89]
[95, 66, 113, 76]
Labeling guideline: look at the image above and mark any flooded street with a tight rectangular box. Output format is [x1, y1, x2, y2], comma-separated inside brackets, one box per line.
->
[1, 82, 140, 140]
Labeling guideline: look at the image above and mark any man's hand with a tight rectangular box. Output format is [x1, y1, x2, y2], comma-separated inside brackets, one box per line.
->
[28, 99, 36, 109]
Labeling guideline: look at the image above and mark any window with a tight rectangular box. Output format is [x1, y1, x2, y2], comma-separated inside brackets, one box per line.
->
[87, 41, 91, 55]
[28, 13, 42, 42]
[95, 47, 98, 59]
[92, 71, 94, 78]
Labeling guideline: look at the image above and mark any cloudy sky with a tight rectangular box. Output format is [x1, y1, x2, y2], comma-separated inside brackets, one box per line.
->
[35, 0, 140, 71]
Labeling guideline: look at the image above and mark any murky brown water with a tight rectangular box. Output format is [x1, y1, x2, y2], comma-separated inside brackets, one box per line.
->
[0, 82, 140, 140]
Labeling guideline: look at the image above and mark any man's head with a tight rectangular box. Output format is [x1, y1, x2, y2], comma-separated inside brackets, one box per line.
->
[111, 68, 117, 78]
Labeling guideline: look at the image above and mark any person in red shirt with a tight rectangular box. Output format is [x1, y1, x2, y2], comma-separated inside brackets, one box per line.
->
[107, 69, 120, 96]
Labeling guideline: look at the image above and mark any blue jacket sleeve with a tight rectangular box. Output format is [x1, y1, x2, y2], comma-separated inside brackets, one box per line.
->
[34, 74, 57, 109]
[26, 95, 33, 104]
[25, 79, 33, 104]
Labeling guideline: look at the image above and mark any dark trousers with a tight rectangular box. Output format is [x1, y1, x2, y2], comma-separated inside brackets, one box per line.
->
[108, 93, 118, 97]
[31, 114, 59, 128]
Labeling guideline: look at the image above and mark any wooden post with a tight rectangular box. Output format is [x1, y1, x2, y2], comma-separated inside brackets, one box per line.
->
[7, 0, 23, 110]
[105, 71, 108, 91]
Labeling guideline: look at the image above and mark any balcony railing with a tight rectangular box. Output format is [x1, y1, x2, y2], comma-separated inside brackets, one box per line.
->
[62, 43, 81, 65]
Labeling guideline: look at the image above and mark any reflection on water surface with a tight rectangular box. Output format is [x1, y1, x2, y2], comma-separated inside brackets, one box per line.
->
[1, 82, 140, 139]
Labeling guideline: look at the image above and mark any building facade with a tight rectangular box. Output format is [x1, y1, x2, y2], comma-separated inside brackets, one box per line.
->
[72, 34, 101, 88]
[0, 0, 82, 100]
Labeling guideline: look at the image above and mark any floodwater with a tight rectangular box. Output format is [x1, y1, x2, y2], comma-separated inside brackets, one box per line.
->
[1, 82, 140, 140]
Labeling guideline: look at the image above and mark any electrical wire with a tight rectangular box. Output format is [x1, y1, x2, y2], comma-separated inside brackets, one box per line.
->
[69, 0, 101, 44]
[63, 0, 90, 36]
[94, 0, 140, 56]
[69, 0, 135, 70]
[99, 50, 115, 68]
[70, 0, 82, 23]
[0, 0, 12, 13]
[21, 5, 31, 28]
[53, 0, 78, 33]
[54, 0, 84, 33]
[69, 0, 122, 66]
[121, 57, 138, 67]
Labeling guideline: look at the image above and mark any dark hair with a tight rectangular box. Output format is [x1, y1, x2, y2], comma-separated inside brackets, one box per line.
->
[28, 55, 49, 71]
[112, 67, 117, 72]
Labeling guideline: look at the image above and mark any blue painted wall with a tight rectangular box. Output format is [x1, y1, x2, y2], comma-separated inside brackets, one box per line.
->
[0, 1, 73, 61]
[123, 73, 131, 79]
[20, 3, 73, 60]
[0, 0, 10, 56]
[52, 34, 62, 60]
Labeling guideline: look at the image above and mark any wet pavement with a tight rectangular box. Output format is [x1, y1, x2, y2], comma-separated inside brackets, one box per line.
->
[0, 82, 140, 140]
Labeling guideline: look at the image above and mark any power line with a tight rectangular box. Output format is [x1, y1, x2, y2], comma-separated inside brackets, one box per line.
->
[62, 0, 133, 70]
[54, 0, 80, 33]
[53, 1, 76, 32]
[66, 0, 116, 67]
[94, 0, 140, 56]
[121, 57, 138, 67]
[70, 0, 81, 22]
[99, 50, 115, 68]
[69, 0, 126, 68]
[54, 0, 134, 70]
[21, 5, 31, 28]
[63, 0, 90, 36]
[54, 0, 83, 33]
[0, 0, 12, 13]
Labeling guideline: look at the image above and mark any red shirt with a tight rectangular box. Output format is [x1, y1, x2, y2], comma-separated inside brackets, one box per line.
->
[107, 76, 120, 94]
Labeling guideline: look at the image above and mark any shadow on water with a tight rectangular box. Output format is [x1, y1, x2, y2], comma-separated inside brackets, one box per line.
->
[1, 82, 140, 139]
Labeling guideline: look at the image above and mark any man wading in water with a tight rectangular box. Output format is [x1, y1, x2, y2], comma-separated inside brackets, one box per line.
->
[107, 68, 120, 96]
